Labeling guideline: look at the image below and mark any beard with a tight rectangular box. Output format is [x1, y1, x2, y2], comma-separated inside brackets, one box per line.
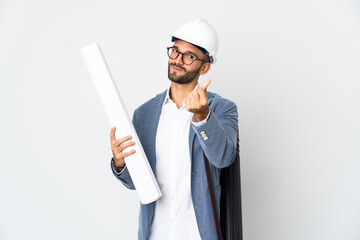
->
[168, 63, 202, 84]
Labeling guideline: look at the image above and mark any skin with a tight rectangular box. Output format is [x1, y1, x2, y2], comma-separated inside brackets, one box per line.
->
[111, 40, 212, 171]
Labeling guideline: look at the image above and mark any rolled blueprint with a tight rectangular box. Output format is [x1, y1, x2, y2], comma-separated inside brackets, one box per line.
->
[81, 43, 162, 204]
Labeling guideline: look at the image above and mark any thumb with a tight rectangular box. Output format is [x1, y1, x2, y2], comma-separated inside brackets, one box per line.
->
[201, 79, 211, 91]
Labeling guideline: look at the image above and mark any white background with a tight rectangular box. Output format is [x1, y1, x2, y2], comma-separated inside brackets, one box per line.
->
[0, 0, 359, 239]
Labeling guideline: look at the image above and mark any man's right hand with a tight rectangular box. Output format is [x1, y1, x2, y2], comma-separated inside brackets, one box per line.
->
[110, 126, 136, 172]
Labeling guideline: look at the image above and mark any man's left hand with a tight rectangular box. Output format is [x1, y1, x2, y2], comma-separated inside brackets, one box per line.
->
[186, 79, 211, 122]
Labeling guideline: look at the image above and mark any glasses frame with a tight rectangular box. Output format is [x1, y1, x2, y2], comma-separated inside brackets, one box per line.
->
[167, 47, 208, 65]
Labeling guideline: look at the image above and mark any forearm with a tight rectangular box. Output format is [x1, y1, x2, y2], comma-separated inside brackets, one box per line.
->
[191, 107, 238, 168]
[110, 159, 135, 190]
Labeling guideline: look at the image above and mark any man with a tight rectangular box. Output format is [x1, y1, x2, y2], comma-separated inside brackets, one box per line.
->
[110, 19, 238, 240]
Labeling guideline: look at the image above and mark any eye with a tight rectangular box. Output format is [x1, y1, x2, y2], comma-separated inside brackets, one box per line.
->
[172, 48, 178, 53]
[186, 54, 197, 60]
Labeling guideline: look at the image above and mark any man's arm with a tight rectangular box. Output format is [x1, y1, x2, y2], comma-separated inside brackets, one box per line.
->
[110, 159, 135, 189]
[186, 79, 238, 168]
[191, 99, 238, 168]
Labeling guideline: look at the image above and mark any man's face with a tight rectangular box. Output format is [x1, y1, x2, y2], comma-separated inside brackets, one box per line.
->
[168, 40, 207, 84]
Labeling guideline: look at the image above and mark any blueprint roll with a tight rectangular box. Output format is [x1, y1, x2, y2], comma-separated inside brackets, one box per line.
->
[81, 43, 162, 204]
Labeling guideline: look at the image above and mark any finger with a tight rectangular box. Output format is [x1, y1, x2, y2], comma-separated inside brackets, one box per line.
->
[113, 140, 135, 164]
[200, 79, 211, 91]
[114, 148, 136, 162]
[185, 96, 191, 111]
[185, 97, 191, 111]
[186, 92, 196, 110]
[189, 89, 200, 101]
[192, 90, 201, 108]
[116, 140, 135, 153]
[110, 126, 116, 145]
[197, 88, 208, 105]
[112, 135, 133, 149]
[121, 149, 136, 158]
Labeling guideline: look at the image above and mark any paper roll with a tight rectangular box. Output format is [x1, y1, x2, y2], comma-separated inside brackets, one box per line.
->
[81, 43, 162, 204]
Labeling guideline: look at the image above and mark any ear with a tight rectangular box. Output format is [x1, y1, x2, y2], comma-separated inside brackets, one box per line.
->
[200, 63, 211, 75]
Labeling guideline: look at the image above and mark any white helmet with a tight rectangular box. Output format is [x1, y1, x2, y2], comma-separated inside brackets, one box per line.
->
[171, 19, 219, 64]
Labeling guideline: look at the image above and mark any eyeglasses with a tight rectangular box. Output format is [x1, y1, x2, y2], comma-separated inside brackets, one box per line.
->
[167, 47, 207, 65]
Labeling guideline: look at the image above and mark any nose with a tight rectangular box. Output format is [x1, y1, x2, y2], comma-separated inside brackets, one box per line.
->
[174, 52, 184, 65]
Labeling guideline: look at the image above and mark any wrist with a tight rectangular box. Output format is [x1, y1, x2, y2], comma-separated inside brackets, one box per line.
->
[116, 165, 125, 172]
[194, 107, 210, 122]
[112, 158, 126, 173]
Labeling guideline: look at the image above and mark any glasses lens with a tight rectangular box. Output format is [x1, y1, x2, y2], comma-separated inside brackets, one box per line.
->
[183, 53, 196, 65]
[168, 48, 178, 59]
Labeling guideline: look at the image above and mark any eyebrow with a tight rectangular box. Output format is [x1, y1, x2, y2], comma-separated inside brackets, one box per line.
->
[172, 46, 198, 57]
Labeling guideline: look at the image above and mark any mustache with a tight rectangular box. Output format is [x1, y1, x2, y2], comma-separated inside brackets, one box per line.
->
[170, 63, 186, 72]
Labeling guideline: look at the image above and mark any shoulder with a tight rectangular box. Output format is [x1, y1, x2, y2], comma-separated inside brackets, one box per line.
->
[133, 90, 167, 116]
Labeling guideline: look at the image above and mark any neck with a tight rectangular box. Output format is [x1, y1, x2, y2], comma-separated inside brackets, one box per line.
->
[169, 80, 198, 109]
